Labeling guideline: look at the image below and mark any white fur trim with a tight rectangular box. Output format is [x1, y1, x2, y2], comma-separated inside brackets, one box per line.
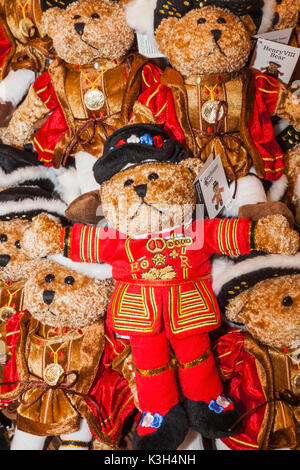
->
[0, 165, 59, 190]
[49, 254, 112, 280]
[54, 167, 81, 205]
[258, 0, 276, 33]
[0, 70, 35, 107]
[267, 174, 288, 202]
[0, 198, 67, 218]
[75, 151, 98, 194]
[125, 0, 157, 39]
[213, 253, 300, 295]
[222, 174, 267, 218]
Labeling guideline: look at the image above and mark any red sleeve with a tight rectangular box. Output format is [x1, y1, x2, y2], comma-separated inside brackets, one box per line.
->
[198, 218, 255, 257]
[213, 330, 246, 381]
[60, 224, 122, 264]
[0, 310, 24, 406]
[33, 72, 59, 112]
[136, 63, 186, 145]
[88, 327, 136, 444]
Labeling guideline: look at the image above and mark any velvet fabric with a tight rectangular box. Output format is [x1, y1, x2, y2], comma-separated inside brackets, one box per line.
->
[136, 64, 290, 182]
[30, 54, 147, 168]
[214, 330, 300, 450]
[0, 0, 53, 80]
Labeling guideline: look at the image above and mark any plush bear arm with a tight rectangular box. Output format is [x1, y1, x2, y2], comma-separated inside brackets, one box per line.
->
[254, 214, 300, 255]
[21, 214, 62, 259]
[0, 84, 49, 147]
[274, 82, 300, 132]
[130, 101, 157, 125]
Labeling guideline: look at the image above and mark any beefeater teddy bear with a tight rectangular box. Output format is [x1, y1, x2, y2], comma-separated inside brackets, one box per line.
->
[19, 123, 300, 450]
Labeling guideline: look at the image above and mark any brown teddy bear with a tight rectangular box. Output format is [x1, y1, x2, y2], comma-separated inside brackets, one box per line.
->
[212, 252, 300, 450]
[0, 0, 55, 125]
[127, 1, 300, 215]
[0, 256, 139, 450]
[0, 0, 148, 170]
[21, 124, 300, 450]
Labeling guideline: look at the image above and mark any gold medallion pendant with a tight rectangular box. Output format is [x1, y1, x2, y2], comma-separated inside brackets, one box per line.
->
[201, 100, 224, 124]
[84, 89, 105, 111]
[43, 363, 64, 386]
[0, 307, 16, 323]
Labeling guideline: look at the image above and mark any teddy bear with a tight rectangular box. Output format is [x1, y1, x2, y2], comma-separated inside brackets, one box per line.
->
[212, 251, 300, 450]
[0, 0, 55, 126]
[0, 255, 141, 451]
[0, 0, 151, 173]
[125, 0, 300, 215]
[20, 123, 300, 450]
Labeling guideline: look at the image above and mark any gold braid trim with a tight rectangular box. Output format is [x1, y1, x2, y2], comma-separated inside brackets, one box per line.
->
[136, 350, 211, 377]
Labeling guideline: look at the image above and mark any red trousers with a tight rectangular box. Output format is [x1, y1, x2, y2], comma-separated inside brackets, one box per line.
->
[130, 329, 223, 415]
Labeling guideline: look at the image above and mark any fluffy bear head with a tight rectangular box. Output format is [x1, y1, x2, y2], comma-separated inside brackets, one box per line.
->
[155, 6, 253, 76]
[41, 0, 135, 65]
[214, 254, 300, 350]
[23, 258, 113, 329]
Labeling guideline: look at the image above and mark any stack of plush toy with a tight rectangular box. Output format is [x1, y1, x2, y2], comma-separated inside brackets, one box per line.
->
[0, 0, 298, 451]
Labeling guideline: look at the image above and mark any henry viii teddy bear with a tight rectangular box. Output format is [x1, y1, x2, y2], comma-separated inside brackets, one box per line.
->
[0, 0, 148, 170]
[212, 252, 300, 450]
[126, 0, 300, 215]
[20, 124, 300, 450]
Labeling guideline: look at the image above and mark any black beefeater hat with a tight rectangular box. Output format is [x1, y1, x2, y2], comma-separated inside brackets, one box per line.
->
[93, 123, 190, 185]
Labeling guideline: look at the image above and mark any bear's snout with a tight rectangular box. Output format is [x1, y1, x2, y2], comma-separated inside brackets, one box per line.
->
[74, 22, 85, 36]
[43, 290, 55, 305]
[211, 29, 222, 42]
[0, 255, 11, 267]
[134, 184, 147, 199]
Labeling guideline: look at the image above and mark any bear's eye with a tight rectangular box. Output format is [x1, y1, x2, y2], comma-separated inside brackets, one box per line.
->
[197, 18, 206, 24]
[282, 296, 293, 307]
[0, 234, 7, 242]
[73, 14, 81, 19]
[217, 17, 226, 24]
[64, 276, 75, 285]
[15, 241, 21, 249]
[91, 13, 100, 19]
[45, 274, 55, 283]
[148, 173, 159, 181]
[124, 179, 134, 187]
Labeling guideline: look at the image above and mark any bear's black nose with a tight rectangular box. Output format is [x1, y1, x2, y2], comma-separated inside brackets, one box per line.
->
[211, 29, 222, 42]
[43, 290, 55, 305]
[74, 22, 85, 36]
[134, 184, 147, 199]
[0, 255, 11, 267]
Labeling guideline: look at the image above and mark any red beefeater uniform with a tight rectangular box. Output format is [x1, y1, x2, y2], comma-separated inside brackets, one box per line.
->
[61, 218, 255, 414]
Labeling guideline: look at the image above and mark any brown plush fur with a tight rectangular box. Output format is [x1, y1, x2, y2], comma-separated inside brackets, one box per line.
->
[0, 219, 32, 282]
[42, 0, 134, 65]
[155, 7, 252, 76]
[255, 214, 300, 255]
[23, 258, 113, 329]
[272, 0, 299, 30]
[226, 274, 300, 350]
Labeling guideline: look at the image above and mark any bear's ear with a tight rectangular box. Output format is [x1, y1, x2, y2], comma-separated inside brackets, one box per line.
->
[178, 158, 204, 180]
[226, 290, 250, 325]
[41, 7, 61, 37]
[239, 15, 257, 37]
[66, 190, 104, 225]
[155, 17, 178, 56]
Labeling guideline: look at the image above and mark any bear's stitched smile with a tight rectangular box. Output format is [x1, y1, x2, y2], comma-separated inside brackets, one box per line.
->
[130, 199, 166, 220]
[80, 37, 99, 51]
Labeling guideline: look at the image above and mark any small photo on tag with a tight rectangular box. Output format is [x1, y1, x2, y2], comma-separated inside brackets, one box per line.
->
[194, 155, 232, 219]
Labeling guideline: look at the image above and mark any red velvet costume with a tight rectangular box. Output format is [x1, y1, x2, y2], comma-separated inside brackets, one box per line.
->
[61, 217, 255, 414]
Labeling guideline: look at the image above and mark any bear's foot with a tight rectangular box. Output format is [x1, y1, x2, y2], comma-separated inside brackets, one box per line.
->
[184, 394, 240, 439]
[132, 404, 189, 451]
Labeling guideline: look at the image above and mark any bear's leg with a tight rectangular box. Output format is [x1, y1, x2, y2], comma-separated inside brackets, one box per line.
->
[59, 419, 92, 451]
[169, 333, 240, 439]
[130, 331, 188, 450]
[10, 427, 46, 450]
